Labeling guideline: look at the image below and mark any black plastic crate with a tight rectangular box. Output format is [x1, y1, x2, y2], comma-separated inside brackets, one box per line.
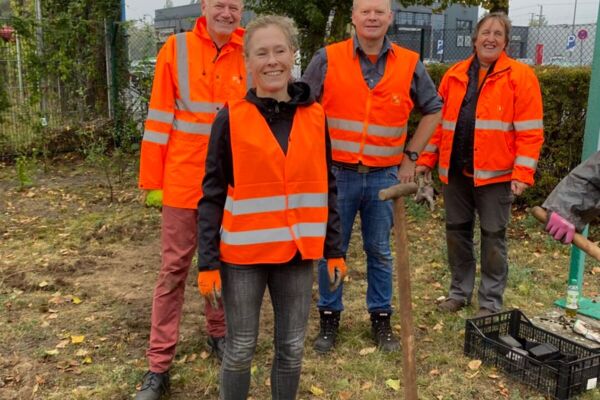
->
[464, 309, 600, 400]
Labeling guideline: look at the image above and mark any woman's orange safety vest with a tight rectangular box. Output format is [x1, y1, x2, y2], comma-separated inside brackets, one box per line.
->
[139, 17, 247, 209]
[322, 39, 419, 167]
[418, 52, 544, 186]
[219, 99, 329, 265]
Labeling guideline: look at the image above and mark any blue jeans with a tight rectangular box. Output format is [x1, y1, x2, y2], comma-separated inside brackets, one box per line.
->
[317, 165, 397, 313]
[219, 260, 313, 400]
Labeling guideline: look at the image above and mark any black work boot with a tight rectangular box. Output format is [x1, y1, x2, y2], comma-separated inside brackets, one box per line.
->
[207, 336, 225, 361]
[370, 312, 400, 352]
[313, 310, 340, 354]
[134, 370, 170, 400]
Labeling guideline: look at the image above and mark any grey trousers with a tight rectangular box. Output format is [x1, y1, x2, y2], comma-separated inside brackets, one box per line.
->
[443, 172, 513, 312]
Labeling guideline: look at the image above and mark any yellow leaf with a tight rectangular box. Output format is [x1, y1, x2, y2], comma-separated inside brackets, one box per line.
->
[45, 349, 59, 356]
[359, 347, 376, 356]
[251, 365, 258, 376]
[310, 385, 324, 396]
[72, 297, 82, 305]
[39, 281, 49, 288]
[468, 360, 482, 370]
[82, 356, 92, 364]
[71, 335, 85, 344]
[385, 379, 400, 391]
[75, 349, 89, 357]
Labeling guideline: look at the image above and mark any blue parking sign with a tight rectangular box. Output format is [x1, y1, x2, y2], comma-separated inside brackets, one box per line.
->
[566, 34, 576, 51]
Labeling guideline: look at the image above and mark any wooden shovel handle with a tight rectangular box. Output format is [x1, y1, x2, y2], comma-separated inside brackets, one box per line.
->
[379, 182, 418, 201]
[531, 206, 600, 262]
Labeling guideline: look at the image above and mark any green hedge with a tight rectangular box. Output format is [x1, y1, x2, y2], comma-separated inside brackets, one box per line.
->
[415, 63, 591, 207]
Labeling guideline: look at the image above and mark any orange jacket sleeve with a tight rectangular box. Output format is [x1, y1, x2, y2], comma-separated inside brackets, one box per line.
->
[138, 36, 177, 190]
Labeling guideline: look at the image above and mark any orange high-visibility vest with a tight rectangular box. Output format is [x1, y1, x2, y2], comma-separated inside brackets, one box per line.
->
[322, 39, 419, 167]
[418, 52, 544, 186]
[138, 17, 247, 209]
[219, 99, 329, 265]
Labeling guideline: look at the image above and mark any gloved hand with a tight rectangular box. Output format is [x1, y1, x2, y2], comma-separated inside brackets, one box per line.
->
[198, 270, 221, 308]
[327, 258, 347, 292]
[145, 189, 163, 208]
[546, 211, 575, 244]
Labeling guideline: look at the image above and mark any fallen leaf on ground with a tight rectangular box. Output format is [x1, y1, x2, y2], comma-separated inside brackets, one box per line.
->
[200, 351, 210, 360]
[75, 349, 89, 357]
[488, 373, 500, 379]
[310, 385, 324, 395]
[361, 381, 373, 390]
[39, 281, 49, 288]
[338, 390, 352, 400]
[359, 347, 376, 355]
[468, 360, 482, 370]
[71, 335, 85, 344]
[429, 369, 440, 376]
[82, 356, 92, 364]
[45, 349, 59, 356]
[56, 339, 69, 349]
[385, 379, 400, 391]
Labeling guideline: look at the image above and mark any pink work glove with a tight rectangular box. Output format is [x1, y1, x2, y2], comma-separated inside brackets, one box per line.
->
[546, 212, 575, 244]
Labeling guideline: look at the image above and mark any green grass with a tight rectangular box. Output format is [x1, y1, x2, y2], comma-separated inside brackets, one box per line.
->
[0, 158, 598, 399]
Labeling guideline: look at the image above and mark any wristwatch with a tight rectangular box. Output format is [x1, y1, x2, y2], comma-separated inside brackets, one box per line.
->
[403, 149, 419, 162]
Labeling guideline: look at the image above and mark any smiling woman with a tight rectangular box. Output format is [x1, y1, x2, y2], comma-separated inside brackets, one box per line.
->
[197, 14, 345, 400]
[416, 11, 545, 318]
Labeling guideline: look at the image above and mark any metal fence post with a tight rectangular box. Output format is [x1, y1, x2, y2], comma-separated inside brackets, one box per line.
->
[560, 3, 600, 319]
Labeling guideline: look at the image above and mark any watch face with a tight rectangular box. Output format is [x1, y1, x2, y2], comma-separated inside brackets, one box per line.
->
[405, 151, 418, 161]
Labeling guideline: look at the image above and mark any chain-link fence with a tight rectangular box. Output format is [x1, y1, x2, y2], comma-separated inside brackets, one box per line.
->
[0, 17, 117, 156]
[389, 23, 596, 66]
[1, 17, 597, 157]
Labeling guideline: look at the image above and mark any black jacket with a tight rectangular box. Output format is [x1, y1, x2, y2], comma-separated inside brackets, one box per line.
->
[197, 82, 344, 270]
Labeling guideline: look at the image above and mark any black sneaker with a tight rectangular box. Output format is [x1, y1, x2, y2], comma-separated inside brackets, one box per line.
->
[208, 336, 225, 361]
[134, 370, 170, 400]
[370, 312, 400, 352]
[313, 310, 340, 354]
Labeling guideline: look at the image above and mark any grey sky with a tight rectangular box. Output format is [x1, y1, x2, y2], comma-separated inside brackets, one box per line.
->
[124, 0, 599, 27]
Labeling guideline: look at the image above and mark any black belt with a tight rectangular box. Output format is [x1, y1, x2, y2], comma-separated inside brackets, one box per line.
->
[333, 162, 386, 174]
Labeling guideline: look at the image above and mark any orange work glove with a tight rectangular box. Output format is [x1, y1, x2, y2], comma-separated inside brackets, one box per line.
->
[327, 258, 347, 292]
[197, 270, 221, 308]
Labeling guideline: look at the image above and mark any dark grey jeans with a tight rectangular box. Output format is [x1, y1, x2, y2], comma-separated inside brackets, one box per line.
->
[219, 260, 313, 400]
[443, 172, 513, 312]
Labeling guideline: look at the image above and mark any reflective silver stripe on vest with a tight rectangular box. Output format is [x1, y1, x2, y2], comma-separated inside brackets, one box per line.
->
[475, 169, 512, 180]
[292, 222, 326, 238]
[221, 222, 326, 245]
[288, 193, 328, 209]
[425, 144, 438, 153]
[332, 139, 361, 153]
[327, 117, 405, 138]
[143, 130, 169, 145]
[442, 120, 456, 131]
[147, 109, 174, 124]
[224, 193, 328, 216]
[176, 33, 191, 102]
[327, 117, 363, 133]
[173, 119, 212, 136]
[225, 195, 285, 215]
[438, 166, 448, 177]
[363, 144, 404, 157]
[475, 119, 514, 132]
[175, 33, 224, 113]
[175, 98, 224, 114]
[368, 124, 406, 138]
[514, 119, 544, 131]
[515, 156, 538, 169]
[221, 227, 292, 245]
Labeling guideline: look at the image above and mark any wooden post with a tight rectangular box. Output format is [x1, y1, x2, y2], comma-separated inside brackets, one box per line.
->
[379, 182, 418, 400]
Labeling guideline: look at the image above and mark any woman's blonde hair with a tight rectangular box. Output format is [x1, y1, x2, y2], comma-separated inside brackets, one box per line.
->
[244, 15, 298, 57]
[472, 11, 512, 50]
